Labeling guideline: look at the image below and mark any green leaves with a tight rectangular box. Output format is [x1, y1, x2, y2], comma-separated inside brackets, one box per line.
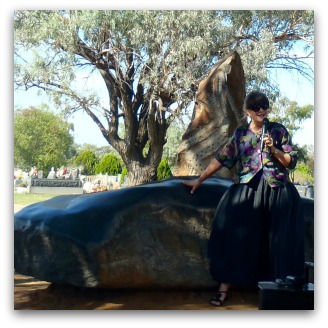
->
[14, 106, 74, 172]
[14, 10, 314, 107]
[74, 149, 99, 175]
[270, 98, 314, 136]
[157, 158, 172, 180]
[95, 153, 123, 175]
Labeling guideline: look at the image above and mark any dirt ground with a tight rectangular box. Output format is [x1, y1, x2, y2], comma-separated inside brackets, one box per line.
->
[14, 204, 259, 310]
[14, 272, 259, 310]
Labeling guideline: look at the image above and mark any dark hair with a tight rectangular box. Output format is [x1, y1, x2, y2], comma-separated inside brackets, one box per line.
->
[243, 91, 269, 110]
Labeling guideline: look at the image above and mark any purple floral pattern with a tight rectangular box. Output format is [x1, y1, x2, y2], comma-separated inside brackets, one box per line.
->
[215, 122, 298, 187]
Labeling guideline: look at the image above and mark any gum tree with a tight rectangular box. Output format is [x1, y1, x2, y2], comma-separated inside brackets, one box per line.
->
[14, 10, 314, 185]
[14, 106, 74, 172]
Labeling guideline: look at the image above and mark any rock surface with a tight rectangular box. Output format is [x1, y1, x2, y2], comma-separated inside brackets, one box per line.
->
[14, 178, 314, 289]
[175, 51, 247, 178]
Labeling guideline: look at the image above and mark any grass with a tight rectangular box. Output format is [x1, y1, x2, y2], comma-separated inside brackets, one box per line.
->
[14, 193, 58, 206]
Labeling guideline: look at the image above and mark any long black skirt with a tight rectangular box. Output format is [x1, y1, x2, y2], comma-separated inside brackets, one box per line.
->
[208, 173, 305, 286]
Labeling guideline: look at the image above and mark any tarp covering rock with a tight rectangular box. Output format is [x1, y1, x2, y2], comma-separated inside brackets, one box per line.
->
[14, 178, 314, 289]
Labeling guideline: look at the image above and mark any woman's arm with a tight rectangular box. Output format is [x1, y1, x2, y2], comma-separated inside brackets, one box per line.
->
[268, 145, 292, 168]
[182, 158, 223, 194]
[263, 128, 296, 169]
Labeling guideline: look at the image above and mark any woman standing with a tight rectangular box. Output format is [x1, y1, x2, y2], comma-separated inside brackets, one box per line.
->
[183, 91, 304, 307]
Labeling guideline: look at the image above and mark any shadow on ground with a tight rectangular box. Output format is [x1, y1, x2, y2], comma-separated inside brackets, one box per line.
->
[14, 273, 259, 310]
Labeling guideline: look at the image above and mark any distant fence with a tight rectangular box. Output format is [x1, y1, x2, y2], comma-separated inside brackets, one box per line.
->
[84, 173, 129, 185]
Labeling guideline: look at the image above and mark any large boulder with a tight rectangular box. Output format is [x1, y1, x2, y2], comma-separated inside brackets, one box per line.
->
[14, 178, 314, 289]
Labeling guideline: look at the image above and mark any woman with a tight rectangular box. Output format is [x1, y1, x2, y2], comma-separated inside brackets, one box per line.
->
[183, 91, 304, 307]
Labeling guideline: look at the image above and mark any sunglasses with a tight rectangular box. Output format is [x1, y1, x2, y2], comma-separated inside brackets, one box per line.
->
[249, 104, 269, 112]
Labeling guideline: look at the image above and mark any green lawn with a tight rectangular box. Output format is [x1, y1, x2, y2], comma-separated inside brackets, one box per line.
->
[14, 193, 58, 206]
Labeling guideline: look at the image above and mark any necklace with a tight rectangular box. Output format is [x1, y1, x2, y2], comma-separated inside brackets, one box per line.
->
[250, 125, 262, 134]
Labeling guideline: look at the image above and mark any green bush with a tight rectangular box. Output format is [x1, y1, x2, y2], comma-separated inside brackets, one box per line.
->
[75, 150, 98, 175]
[120, 167, 128, 184]
[293, 163, 314, 185]
[157, 159, 172, 180]
[95, 154, 122, 175]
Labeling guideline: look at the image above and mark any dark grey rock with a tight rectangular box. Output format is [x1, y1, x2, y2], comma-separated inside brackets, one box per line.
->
[14, 178, 314, 289]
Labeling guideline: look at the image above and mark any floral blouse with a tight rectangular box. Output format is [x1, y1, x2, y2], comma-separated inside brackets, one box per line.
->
[215, 122, 298, 187]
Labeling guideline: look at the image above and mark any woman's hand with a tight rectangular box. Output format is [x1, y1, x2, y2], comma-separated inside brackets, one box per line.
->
[263, 134, 274, 149]
[181, 179, 202, 194]
[263, 134, 291, 168]
[181, 159, 223, 194]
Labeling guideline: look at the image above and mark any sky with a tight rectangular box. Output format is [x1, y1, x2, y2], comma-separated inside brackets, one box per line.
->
[275, 69, 314, 147]
[3, 1, 326, 327]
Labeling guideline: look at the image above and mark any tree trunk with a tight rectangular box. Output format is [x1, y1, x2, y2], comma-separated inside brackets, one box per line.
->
[126, 161, 158, 186]
[119, 97, 168, 186]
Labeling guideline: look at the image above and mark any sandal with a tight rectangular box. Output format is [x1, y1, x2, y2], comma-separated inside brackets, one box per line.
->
[210, 290, 228, 307]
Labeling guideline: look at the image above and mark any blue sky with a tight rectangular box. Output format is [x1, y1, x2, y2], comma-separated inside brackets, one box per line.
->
[275, 69, 314, 147]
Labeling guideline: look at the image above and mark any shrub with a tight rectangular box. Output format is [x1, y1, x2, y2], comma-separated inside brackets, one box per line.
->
[157, 159, 172, 180]
[75, 150, 98, 175]
[120, 167, 128, 184]
[95, 154, 122, 175]
[293, 163, 314, 185]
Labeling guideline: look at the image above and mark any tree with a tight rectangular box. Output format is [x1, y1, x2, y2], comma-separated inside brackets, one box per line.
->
[74, 149, 98, 175]
[74, 143, 118, 161]
[163, 121, 186, 172]
[14, 106, 74, 173]
[157, 159, 173, 180]
[14, 10, 314, 185]
[305, 144, 314, 176]
[269, 97, 313, 137]
[292, 144, 314, 185]
[120, 167, 128, 185]
[95, 153, 123, 175]
[293, 163, 314, 185]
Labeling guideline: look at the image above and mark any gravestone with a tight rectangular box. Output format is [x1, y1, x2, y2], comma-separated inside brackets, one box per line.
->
[47, 167, 56, 179]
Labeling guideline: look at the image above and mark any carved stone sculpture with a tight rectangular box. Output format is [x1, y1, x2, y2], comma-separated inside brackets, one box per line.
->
[175, 51, 247, 177]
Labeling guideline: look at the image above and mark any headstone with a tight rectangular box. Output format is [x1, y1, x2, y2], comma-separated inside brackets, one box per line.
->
[47, 167, 56, 179]
[71, 168, 79, 179]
